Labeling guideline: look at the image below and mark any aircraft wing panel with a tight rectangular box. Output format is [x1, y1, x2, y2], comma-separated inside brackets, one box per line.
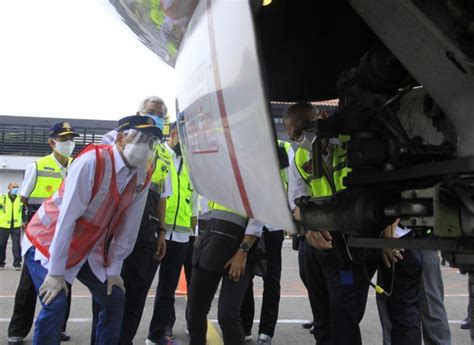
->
[176, 0, 295, 231]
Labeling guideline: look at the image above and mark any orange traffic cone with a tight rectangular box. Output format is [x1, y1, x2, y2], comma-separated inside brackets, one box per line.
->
[175, 267, 187, 295]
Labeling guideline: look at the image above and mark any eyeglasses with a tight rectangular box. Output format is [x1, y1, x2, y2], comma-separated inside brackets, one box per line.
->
[289, 117, 318, 142]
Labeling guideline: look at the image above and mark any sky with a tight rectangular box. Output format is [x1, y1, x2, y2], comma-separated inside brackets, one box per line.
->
[0, 0, 176, 121]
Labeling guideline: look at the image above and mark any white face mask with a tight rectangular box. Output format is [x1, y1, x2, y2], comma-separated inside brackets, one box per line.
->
[53, 140, 75, 158]
[294, 130, 317, 152]
[122, 143, 154, 168]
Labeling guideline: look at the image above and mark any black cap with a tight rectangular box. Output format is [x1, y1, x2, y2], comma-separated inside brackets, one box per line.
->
[49, 122, 80, 138]
[117, 115, 163, 139]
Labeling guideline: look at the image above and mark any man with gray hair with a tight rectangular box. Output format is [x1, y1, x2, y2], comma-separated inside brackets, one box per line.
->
[102, 96, 168, 145]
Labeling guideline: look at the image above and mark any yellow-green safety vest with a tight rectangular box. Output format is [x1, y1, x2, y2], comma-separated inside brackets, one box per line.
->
[0, 194, 23, 229]
[294, 136, 352, 197]
[28, 154, 71, 205]
[278, 139, 292, 190]
[165, 153, 194, 233]
[151, 143, 172, 193]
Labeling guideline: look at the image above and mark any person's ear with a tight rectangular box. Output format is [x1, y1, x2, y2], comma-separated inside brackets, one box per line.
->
[116, 132, 125, 150]
[48, 138, 56, 150]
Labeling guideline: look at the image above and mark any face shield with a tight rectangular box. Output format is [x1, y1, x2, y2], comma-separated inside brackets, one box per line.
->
[121, 129, 159, 168]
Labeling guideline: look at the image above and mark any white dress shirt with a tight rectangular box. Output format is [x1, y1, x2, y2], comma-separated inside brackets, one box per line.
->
[20, 154, 68, 198]
[22, 145, 150, 283]
[245, 219, 263, 237]
[164, 142, 198, 243]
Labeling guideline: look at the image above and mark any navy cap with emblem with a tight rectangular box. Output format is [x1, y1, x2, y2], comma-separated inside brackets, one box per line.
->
[117, 115, 163, 139]
[49, 122, 80, 138]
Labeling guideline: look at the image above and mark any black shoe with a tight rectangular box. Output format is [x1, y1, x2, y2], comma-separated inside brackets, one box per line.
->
[461, 317, 471, 330]
[302, 321, 313, 329]
[309, 326, 315, 334]
[60, 331, 71, 341]
[14, 265, 21, 271]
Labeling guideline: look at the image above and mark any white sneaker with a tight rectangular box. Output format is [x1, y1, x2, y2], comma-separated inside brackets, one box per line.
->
[244, 333, 253, 341]
[145, 339, 158, 345]
[257, 333, 272, 345]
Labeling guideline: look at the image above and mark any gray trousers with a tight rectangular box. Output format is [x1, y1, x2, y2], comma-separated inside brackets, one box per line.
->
[419, 250, 452, 345]
[378, 250, 451, 345]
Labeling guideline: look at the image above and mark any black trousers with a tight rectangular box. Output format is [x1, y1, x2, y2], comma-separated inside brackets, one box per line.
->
[8, 263, 71, 338]
[0, 227, 21, 267]
[168, 235, 196, 334]
[298, 237, 318, 324]
[304, 235, 378, 345]
[376, 249, 422, 345]
[147, 239, 189, 342]
[241, 229, 284, 337]
[187, 265, 251, 345]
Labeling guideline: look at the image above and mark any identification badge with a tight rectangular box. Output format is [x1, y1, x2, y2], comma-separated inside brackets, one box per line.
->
[340, 270, 354, 286]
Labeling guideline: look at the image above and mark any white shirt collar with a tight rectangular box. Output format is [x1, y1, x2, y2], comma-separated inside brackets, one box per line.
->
[50, 153, 67, 170]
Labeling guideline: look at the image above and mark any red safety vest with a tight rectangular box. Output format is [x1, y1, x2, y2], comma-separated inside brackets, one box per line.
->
[26, 144, 150, 269]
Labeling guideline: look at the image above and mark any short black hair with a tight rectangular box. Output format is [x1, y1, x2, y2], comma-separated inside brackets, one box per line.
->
[282, 102, 318, 121]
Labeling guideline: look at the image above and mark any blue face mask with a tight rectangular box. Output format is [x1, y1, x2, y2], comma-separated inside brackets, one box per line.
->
[145, 114, 165, 130]
[10, 188, 19, 195]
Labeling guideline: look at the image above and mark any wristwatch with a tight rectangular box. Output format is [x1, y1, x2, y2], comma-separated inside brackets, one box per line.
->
[239, 242, 251, 253]
[158, 226, 167, 233]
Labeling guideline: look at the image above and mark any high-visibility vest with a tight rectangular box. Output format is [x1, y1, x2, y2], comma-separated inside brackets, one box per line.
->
[165, 154, 194, 233]
[26, 144, 151, 269]
[278, 139, 292, 190]
[294, 136, 352, 198]
[0, 194, 22, 229]
[150, 143, 172, 193]
[27, 154, 71, 206]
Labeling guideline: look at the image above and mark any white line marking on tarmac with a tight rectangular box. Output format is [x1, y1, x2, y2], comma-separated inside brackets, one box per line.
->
[0, 294, 469, 298]
[0, 318, 464, 324]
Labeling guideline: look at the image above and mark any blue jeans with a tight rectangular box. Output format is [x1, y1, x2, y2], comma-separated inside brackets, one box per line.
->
[25, 248, 68, 345]
[26, 247, 126, 345]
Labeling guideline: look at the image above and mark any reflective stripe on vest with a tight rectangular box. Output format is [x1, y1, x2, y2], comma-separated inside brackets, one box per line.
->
[28, 154, 71, 205]
[208, 201, 247, 227]
[294, 139, 351, 198]
[25, 144, 145, 269]
[165, 155, 194, 233]
[0, 194, 22, 228]
[208, 209, 247, 228]
[150, 143, 171, 193]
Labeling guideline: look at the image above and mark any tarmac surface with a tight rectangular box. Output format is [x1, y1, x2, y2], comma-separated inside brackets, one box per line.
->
[0, 238, 471, 345]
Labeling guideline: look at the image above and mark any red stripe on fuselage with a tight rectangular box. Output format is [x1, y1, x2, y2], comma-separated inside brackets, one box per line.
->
[206, 0, 254, 218]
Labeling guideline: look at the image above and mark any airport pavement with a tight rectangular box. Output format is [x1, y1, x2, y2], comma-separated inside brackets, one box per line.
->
[0, 239, 471, 344]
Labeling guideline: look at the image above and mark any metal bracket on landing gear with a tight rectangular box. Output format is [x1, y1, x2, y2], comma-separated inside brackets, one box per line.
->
[347, 237, 474, 251]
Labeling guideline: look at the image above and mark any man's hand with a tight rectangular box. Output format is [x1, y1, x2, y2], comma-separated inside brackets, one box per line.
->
[382, 248, 404, 268]
[154, 232, 167, 261]
[39, 274, 68, 305]
[106, 275, 125, 295]
[306, 230, 333, 249]
[224, 250, 247, 282]
[382, 218, 404, 268]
